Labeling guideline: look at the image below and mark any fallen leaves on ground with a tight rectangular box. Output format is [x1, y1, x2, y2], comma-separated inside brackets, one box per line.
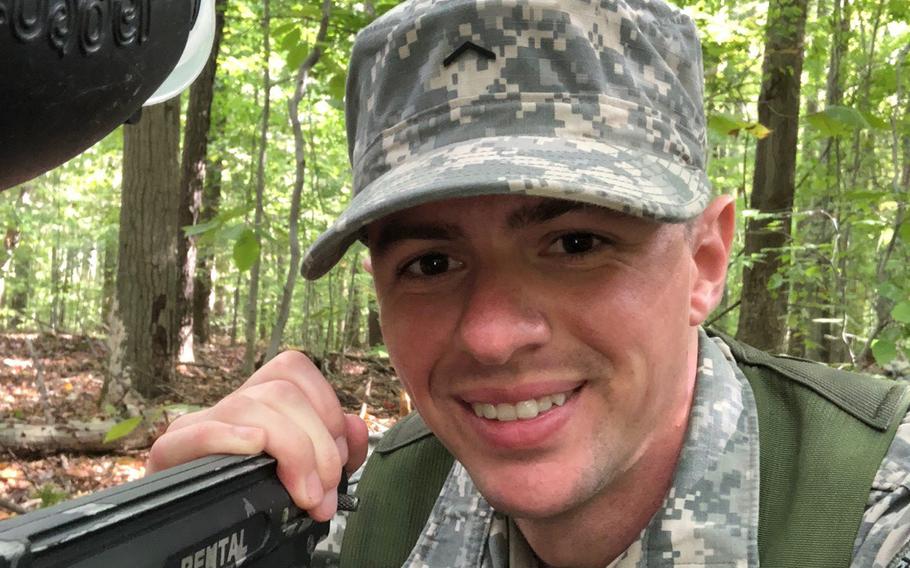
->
[0, 333, 406, 516]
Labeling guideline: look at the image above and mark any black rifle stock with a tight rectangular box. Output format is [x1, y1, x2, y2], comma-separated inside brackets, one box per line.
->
[0, 453, 352, 568]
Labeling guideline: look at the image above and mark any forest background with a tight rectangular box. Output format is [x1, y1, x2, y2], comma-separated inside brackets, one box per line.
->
[0, 0, 908, 512]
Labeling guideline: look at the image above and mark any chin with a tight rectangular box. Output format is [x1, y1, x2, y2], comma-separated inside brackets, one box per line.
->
[470, 470, 588, 520]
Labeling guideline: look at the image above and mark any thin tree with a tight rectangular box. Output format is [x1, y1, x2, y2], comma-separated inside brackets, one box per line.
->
[736, 0, 810, 352]
[242, 0, 272, 375]
[265, 0, 332, 362]
[194, 119, 224, 344]
[178, 0, 228, 360]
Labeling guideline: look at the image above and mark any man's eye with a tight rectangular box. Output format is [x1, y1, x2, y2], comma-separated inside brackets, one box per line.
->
[400, 253, 462, 277]
[547, 233, 605, 255]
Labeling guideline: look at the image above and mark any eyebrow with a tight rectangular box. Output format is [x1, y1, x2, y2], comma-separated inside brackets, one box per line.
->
[368, 200, 620, 256]
[369, 222, 465, 257]
[506, 200, 606, 230]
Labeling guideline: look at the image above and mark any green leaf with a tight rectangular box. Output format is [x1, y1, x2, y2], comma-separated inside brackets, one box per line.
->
[279, 28, 302, 52]
[767, 272, 784, 290]
[708, 113, 771, 139]
[805, 106, 870, 137]
[900, 222, 910, 243]
[183, 218, 222, 237]
[860, 110, 888, 130]
[892, 301, 910, 324]
[879, 282, 902, 302]
[221, 223, 248, 241]
[104, 416, 143, 443]
[233, 228, 260, 272]
[708, 113, 748, 137]
[872, 339, 898, 366]
[328, 73, 347, 101]
[287, 43, 311, 70]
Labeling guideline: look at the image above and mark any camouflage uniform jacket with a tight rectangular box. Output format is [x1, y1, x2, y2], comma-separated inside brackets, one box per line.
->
[316, 330, 910, 566]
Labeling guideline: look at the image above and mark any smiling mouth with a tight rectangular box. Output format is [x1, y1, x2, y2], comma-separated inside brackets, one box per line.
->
[469, 388, 577, 422]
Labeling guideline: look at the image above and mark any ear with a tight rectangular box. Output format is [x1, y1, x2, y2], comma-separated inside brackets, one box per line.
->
[689, 195, 736, 326]
[362, 255, 373, 275]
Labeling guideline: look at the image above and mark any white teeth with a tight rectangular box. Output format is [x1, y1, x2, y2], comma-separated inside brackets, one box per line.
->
[496, 403, 517, 421]
[481, 404, 497, 419]
[516, 400, 538, 419]
[470, 390, 573, 422]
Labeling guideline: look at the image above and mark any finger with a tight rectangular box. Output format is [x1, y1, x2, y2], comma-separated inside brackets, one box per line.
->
[163, 407, 213, 431]
[250, 380, 345, 490]
[196, 393, 328, 511]
[242, 351, 348, 437]
[165, 381, 347, 495]
[343, 414, 370, 473]
[147, 421, 266, 474]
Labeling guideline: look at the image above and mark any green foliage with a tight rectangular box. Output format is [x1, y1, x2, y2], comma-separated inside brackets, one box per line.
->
[104, 404, 202, 443]
[871, 339, 898, 366]
[805, 106, 872, 137]
[32, 483, 69, 508]
[708, 113, 772, 138]
[232, 228, 261, 272]
[893, 302, 910, 325]
[103, 416, 143, 443]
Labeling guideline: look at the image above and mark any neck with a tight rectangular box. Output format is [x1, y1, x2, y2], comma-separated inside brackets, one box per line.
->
[515, 332, 700, 568]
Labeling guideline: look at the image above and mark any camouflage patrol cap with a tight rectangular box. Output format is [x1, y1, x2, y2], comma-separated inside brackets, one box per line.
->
[302, 0, 711, 279]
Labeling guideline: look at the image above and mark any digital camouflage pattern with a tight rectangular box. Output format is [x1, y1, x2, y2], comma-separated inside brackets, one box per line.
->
[301, 0, 712, 279]
[313, 330, 910, 566]
[853, 410, 910, 568]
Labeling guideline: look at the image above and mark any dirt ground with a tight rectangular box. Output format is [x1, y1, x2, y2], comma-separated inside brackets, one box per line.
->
[0, 333, 406, 518]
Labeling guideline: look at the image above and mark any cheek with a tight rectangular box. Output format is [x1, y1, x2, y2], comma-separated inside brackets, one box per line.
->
[378, 295, 457, 397]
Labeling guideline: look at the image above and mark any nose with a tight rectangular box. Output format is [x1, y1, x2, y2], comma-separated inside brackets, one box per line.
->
[455, 268, 551, 366]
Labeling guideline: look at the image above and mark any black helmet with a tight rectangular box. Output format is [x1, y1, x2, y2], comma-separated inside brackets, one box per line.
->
[0, 0, 215, 190]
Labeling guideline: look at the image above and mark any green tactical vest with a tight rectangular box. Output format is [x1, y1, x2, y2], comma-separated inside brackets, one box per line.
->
[341, 332, 910, 568]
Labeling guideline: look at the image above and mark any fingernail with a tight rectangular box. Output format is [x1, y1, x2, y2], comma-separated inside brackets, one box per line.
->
[320, 486, 338, 516]
[335, 436, 349, 465]
[306, 471, 324, 505]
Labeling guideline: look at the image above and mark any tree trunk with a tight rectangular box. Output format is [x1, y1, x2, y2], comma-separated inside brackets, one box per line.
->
[9, 251, 31, 330]
[0, 227, 19, 314]
[800, 0, 849, 362]
[50, 237, 60, 331]
[193, 116, 225, 345]
[266, 0, 331, 362]
[736, 0, 809, 352]
[101, 237, 117, 327]
[59, 247, 75, 330]
[179, 0, 227, 358]
[107, 98, 182, 407]
[342, 253, 362, 349]
[241, 0, 271, 375]
[367, 304, 382, 347]
[230, 272, 241, 344]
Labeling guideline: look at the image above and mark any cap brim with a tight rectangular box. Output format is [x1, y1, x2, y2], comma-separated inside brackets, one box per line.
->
[301, 135, 710, 279]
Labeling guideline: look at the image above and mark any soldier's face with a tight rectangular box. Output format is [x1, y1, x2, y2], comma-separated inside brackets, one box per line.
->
[367, 194, 727, 521]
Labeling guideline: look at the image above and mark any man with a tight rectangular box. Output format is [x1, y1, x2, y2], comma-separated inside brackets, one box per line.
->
[148, 0, 910, 566]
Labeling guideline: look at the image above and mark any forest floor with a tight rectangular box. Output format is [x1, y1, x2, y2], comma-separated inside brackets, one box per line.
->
[0, 332, 406, 519]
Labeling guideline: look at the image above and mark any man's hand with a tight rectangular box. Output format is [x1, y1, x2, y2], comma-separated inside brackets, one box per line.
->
[147, 351, 369, 522]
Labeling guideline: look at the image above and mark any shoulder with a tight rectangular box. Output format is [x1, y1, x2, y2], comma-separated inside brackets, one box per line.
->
[853, 407, 910, 567]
